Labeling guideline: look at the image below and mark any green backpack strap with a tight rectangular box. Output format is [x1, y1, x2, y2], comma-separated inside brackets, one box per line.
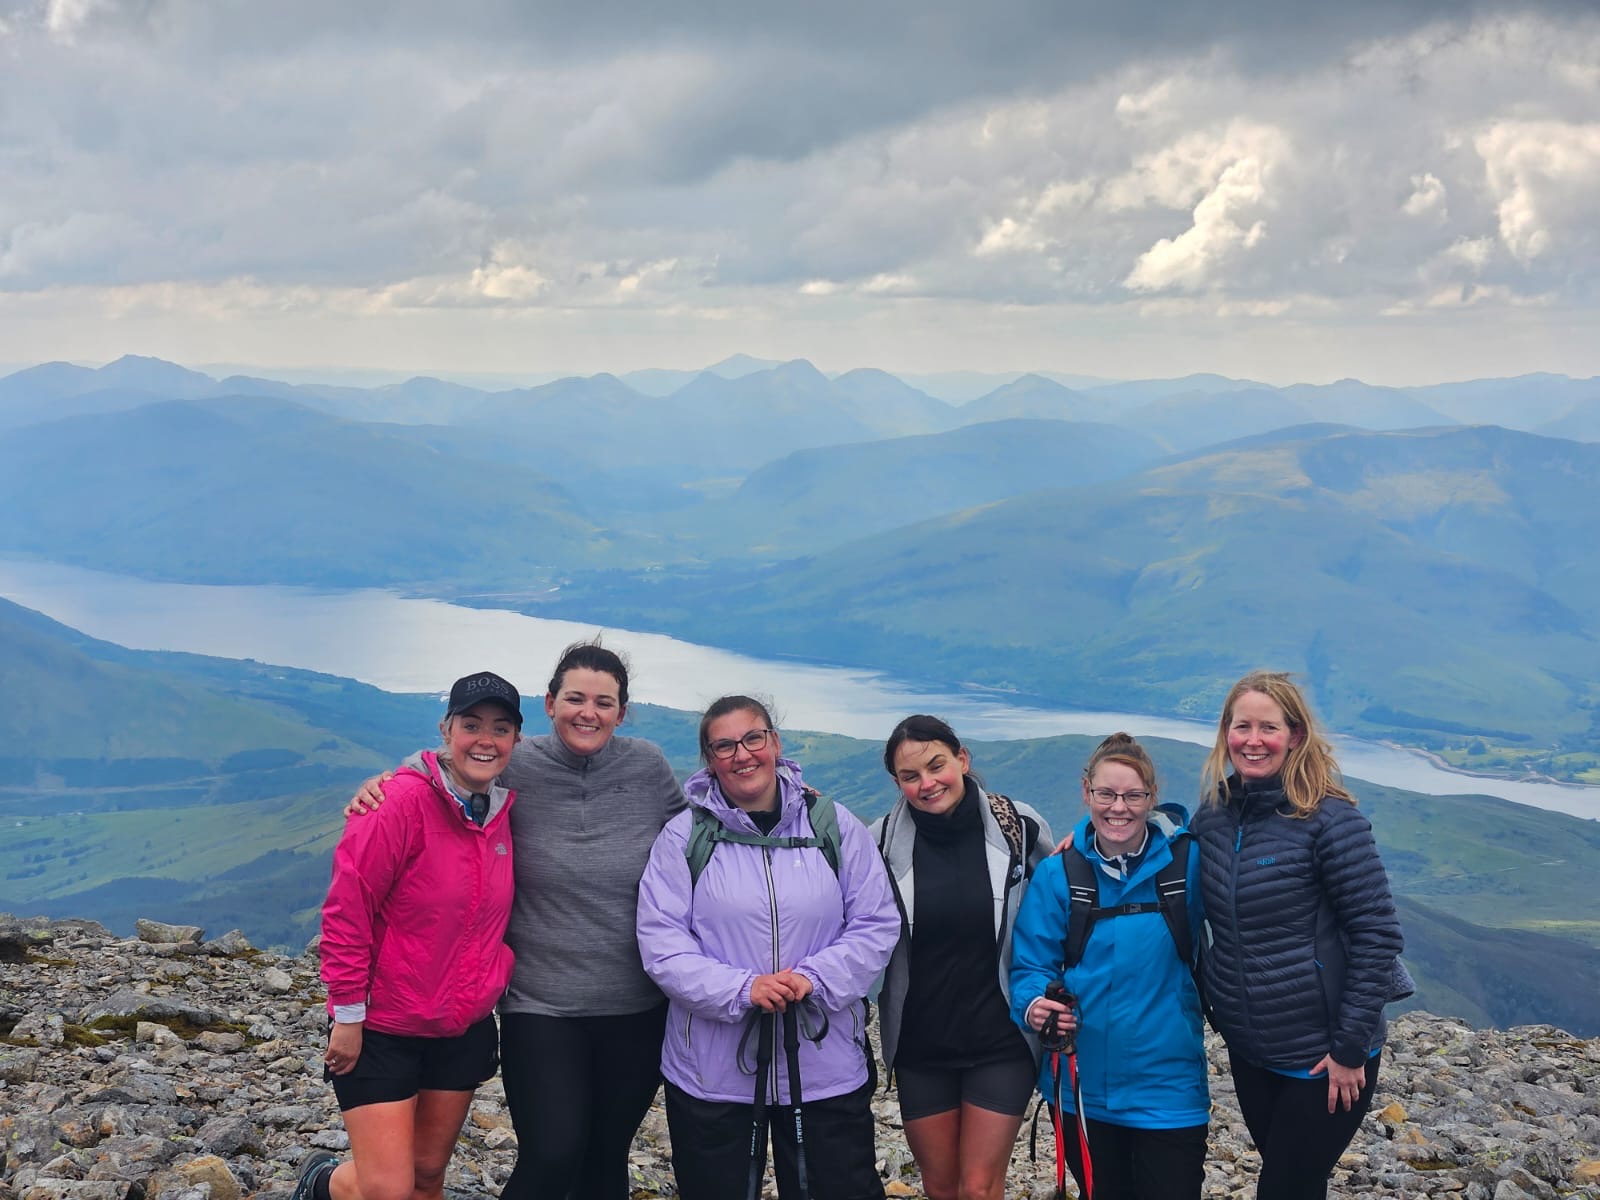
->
[684, 786, 842, 888]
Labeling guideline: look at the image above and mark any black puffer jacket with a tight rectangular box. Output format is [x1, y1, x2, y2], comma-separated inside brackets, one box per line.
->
[1192, 775, 1403, 1071]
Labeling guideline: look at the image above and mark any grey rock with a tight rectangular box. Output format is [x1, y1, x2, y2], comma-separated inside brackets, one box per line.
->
[133, 922, 203, 947]
[200, 932, 254, 958]
[192, 1119, 264, 1159]
[260, 969, 294, 995]
[0, 1050, 40, 1084]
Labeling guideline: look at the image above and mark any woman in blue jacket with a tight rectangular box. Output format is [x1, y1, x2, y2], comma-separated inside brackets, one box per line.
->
[1191, 671, 1403, 1200]
[1010, 732, 1208, 1200]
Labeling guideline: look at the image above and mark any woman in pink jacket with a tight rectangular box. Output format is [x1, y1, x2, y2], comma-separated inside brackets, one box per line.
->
[293, 672, 522, 1200]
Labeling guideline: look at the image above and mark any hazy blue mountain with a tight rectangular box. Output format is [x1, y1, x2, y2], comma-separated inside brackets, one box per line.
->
[0, 395, 633, 586]
[958, 374, 1112, 424]
[540, 425, 1600, 759]
[1537, 395, 1600, 442]
[1112, 387, 1320, 452]
[1406, 374, 1600, 430]
[0, 356, 213, 430]
[1281, 380, 1455, 429]
[666, 419, 1168, 555]
[1085, 373, 1271, 404]
[892, 369, 1028, 403]
[829, 368, 958, 436]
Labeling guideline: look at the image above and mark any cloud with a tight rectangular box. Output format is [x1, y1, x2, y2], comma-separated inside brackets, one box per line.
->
[1, 3, 1599, 378]
[1476, 120, 1600, 264]
[1124, 155, 1274, 292]
[1402, 173, 1448, 219]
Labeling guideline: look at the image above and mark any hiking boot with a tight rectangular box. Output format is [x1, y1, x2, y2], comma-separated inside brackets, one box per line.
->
[292, 1150, 339, 1200]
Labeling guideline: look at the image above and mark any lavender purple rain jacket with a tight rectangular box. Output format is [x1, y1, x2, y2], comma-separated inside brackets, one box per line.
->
[636, 757, 899, 1104]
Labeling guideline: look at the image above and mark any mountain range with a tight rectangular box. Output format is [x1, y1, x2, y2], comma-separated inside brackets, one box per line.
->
[4, 355, 1600, 779]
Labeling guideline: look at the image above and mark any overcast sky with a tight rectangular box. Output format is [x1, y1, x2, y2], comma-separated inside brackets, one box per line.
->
[2, 0, 1597, 385]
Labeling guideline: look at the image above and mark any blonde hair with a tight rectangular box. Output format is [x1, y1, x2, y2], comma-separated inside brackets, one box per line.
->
[1201, 671, 1351, 818]
[1082, 731, 1158, 796]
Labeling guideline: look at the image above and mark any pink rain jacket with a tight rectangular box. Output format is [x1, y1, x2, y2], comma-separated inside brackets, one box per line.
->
[321, 751, 516, 1037]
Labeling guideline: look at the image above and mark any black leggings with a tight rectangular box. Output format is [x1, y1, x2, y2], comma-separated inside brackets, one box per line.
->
[1050, 1111, 1207, 1200]
[1229, 1050, 1383, 1200]
[498, 1005, 668, 1200]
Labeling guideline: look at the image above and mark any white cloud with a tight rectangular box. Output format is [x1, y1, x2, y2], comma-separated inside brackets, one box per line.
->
[1402, 172, 1448, 218]
[1123, 153, 1274, 292]
[1476, 119, 1600, 263]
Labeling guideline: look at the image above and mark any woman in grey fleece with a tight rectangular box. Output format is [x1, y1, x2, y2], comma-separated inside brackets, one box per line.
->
[351, 641, 684, 1200]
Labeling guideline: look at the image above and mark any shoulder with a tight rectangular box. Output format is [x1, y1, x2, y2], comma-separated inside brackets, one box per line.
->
[654, 807, 696, 850]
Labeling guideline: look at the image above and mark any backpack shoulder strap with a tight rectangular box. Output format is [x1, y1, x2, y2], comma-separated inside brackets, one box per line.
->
[1153, 831, 1195, 967]
[684, 805, 721, 888]
[801, 786, 842, 878]
[1059, 847, 1099, 968]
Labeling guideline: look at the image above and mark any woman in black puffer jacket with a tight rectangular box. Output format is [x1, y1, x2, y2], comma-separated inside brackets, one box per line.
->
[1190, 671, 1404, 1200]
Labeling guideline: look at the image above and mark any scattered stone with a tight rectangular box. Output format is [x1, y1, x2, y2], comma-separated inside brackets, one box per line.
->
[134, 922, 203, 947]
[259, 970, 293, 996]
[2, 913, 1598, 1200]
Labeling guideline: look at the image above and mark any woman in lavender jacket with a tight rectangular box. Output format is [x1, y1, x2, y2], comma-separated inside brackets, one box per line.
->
[636, 695, 899, 1200]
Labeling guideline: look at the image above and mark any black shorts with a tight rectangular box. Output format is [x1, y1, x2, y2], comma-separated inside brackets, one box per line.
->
[895, 1051, 1038, 1121]
[328, 1016, 499, 1111]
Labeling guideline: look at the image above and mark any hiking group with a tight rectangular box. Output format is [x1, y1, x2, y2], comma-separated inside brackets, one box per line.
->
[295, 641, 1406, 1200]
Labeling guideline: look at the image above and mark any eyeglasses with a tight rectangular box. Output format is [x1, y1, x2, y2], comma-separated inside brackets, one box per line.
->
[1088, 787, 1152, 807]
[707, 729, 776, 759]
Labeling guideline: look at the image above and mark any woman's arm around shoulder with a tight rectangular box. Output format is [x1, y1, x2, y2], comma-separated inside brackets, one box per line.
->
[1015, 800, 1056, 874]
[789, 802, 900, 1010]
[634, 810, 760, 1021]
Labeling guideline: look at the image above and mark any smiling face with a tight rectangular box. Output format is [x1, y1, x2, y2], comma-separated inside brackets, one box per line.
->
[1083, 759, 1154, 854]
[544, 666, 625, 757]
[1226, 688, 1303, 781]
[891, 738, 971, 816]
[704, 706, 781, 811]
[440, 702, 519, 792]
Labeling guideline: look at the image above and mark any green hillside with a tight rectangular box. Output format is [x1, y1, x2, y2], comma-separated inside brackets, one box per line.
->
[2, 620, 1597, 1029]
[539, 426, 1600, 777]
[0, 396, 644, 587]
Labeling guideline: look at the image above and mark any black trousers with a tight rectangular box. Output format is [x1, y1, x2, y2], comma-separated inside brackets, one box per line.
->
[498, 1005, 668, 1200]
[1050, 1109, 1207, 1200]
[664, 1079, 884, 1200]
[1229, 1049, 1383, 1200]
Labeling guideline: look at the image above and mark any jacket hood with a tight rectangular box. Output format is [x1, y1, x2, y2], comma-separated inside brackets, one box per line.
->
[682, 756, 808, 831]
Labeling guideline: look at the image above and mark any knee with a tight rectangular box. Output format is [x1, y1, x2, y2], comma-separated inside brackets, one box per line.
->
[956, 1179, 1004, 1200]
[411, 1160, 447, 1196]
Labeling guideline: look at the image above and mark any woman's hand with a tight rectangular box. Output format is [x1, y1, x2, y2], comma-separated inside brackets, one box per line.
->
[1054, 830, 1076, 855]
[1025, 994, 1079, 1034]
[325, 1022, 363, 1075]
[344, 773, 394, 817]
[749, 972, 808, 1012]
[1312, 1054, 1366, 1113]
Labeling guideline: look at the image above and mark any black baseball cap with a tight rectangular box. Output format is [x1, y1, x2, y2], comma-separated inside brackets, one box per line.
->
[446, 671, 524, 728]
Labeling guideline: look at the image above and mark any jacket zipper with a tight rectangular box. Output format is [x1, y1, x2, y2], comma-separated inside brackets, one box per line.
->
[762, 843, 781, 1104]
[1229, 808, 1250, 1035]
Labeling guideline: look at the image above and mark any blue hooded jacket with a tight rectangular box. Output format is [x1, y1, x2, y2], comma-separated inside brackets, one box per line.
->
[1008, 807, 1209, 1129]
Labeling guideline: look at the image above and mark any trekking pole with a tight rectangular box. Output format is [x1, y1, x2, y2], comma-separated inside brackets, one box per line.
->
[1042, 981, 1092, 1200]
[746, 1010, 775, 1200]
[782, 1003, 812, 1200]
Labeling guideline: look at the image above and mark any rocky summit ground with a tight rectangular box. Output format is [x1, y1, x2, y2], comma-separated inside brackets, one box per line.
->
[2, 913, 1598, 1199]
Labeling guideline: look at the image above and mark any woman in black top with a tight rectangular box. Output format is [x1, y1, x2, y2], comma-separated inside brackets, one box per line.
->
[871, 715, 1054, 1200]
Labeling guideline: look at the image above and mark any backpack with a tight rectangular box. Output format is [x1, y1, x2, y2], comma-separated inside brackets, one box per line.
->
[685, 786, 841, 887]
[1059, 806, 1196, 971]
